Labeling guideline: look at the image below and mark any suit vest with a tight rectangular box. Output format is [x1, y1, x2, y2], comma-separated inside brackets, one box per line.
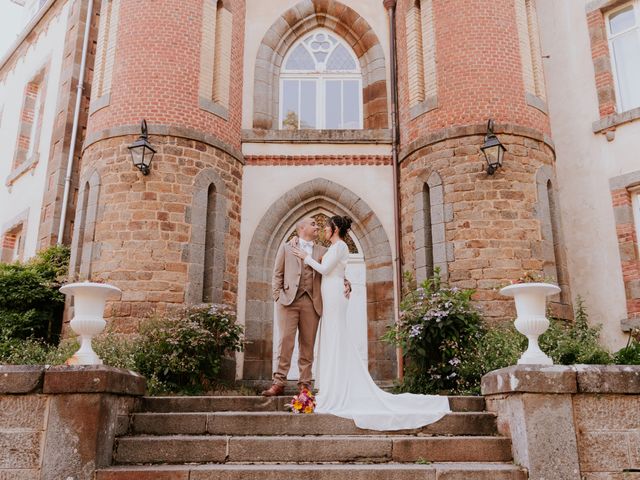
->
[295, 261, 314, 300]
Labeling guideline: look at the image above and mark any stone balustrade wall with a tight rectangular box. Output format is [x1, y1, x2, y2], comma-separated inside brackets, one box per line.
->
[482, 365, 640, 480]
[0, 365, 145, 480]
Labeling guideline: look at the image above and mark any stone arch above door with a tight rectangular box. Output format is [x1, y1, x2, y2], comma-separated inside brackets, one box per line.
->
[243, 178, 396, 381]
[253, 0, 389, 130]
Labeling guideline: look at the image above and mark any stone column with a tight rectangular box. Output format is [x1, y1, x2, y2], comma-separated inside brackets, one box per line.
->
[482, 364, 640, 480]
[0, 365, 145, 480]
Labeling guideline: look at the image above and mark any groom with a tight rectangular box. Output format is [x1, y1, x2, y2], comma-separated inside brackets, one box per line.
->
[262, 217, 326, 396]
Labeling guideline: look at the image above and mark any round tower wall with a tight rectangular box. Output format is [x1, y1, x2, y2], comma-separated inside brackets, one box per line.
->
[395, 0, 570, 320]
[73, 0, 246, 328]
[77, 135, 242, 331]
[86, 0, 245, 150]
[396, 0, 551, 141]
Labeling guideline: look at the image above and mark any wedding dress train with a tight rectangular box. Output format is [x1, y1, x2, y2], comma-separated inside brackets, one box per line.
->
[304, 240, 451, 431]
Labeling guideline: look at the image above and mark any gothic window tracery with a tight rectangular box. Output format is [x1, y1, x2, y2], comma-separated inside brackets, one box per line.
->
[280, 30, 362, 130]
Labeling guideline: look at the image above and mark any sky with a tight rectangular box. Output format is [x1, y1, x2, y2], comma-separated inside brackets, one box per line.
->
[0, 1, 27, 60]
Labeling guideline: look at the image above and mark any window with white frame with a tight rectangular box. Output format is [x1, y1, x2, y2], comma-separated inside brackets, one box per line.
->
[607, 2, 640, 113]
[279, 29, 363, 130]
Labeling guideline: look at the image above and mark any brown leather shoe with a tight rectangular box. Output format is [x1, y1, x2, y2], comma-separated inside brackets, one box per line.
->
[298, 384, 312, 393]
[261, 384, 285, 397]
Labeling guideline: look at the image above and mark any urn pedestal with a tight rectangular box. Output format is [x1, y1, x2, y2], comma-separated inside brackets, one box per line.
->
[499, 283, 561, 365]
[60, 282, 122, 365]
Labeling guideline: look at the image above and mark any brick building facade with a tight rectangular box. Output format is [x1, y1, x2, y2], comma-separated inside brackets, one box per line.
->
[1, 0, 639, 380]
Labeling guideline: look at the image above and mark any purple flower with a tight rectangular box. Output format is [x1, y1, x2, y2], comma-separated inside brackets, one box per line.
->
[409, 324, 423, 338]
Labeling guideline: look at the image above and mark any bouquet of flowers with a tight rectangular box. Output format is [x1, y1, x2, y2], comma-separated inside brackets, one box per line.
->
[286, 387, 316, 414]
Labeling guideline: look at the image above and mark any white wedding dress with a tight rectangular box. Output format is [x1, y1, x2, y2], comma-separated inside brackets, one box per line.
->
[304, 240, 451, 431]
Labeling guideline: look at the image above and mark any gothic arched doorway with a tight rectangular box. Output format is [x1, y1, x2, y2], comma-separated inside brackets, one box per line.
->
[272, 211, 368, 380]
[243, 178, 395, 381]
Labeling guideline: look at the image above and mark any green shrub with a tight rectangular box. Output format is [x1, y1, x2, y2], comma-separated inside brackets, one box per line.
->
[0, 304, 244, 396]
[387, 276, 615, 394]
[134, 305, 244, 394]
[0, 245, 69, 344]
[455, 324, 525, 394]
[538, 298, 612, 365]
[455, 298, 612, 393]
[382, 269, 483, 393]
[614, 328, 640, 365]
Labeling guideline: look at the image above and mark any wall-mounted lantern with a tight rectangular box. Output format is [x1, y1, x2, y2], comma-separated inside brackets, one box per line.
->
[128, 120, 156, 176]
[480, 119, 506, 175]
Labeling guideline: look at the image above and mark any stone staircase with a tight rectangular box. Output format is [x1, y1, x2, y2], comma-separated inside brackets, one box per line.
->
[96, 395, 527, 479]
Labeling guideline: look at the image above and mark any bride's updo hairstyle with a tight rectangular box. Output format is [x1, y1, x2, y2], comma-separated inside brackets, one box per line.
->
[329, 215, 353, 239]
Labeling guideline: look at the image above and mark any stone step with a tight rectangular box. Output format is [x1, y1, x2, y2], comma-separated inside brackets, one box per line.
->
[114, 435, 513, 465]
[97, 463, 527, 480]
[140, 395, 485, 413]
[130, 411, 497, 436]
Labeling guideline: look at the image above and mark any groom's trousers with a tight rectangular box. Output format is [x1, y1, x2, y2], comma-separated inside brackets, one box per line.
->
[274, 293, 320, 387]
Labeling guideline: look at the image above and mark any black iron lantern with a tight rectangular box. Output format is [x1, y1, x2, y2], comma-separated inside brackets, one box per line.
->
[480, 119, 506, 175]
[128, 120, 156, 175]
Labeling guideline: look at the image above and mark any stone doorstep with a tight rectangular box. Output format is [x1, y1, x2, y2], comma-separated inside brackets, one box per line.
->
[140, 395, 485, 413]
[130, 411, 498, 437]
[113, 435, 513, 465]
[96, 463, 528, 480]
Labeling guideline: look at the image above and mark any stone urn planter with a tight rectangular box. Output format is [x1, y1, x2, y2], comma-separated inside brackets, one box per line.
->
[60, 282, 122, 365]
[499, 282, 560, 365]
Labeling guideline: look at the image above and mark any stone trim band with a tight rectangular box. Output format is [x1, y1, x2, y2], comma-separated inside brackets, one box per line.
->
[399, 123, 555, 163]
[82, 124, 245, 165]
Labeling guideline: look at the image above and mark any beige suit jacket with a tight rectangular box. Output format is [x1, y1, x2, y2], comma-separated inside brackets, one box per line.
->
[272, 242, 327, 316]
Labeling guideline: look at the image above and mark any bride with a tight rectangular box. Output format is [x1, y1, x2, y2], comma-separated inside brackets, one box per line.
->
[291, 215, 450, 431]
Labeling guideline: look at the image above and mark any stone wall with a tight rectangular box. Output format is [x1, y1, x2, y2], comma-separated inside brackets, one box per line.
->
[482, 364, 640, 480]
[0, 365, 144, 480]
[399, 125, 571, 322]
[72, 134, 243, 331]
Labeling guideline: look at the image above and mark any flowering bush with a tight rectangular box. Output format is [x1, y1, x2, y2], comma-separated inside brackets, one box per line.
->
[383, 269, 483, 393]
[0, 304, 243, 394]
[134, 304, 244, 394]
[383, 270, 616, 394]
[287, 387, 316, 414]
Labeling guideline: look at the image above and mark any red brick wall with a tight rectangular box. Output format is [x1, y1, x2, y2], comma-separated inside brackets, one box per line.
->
[245, 155, 392, 166]
[611, 188, 640, 318]
[396, 0, 551, 144]
[587, 8, 618, 119]
[86, 0, 245, 150]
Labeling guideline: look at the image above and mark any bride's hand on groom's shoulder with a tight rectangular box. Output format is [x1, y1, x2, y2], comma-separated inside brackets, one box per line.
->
[291, 246, 308, 260]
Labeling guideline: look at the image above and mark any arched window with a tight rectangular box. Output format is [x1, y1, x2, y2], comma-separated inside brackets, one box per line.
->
[421, 183, 434, 278]
[280, 29, 363, 130]
[203, 183, 219, 303]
